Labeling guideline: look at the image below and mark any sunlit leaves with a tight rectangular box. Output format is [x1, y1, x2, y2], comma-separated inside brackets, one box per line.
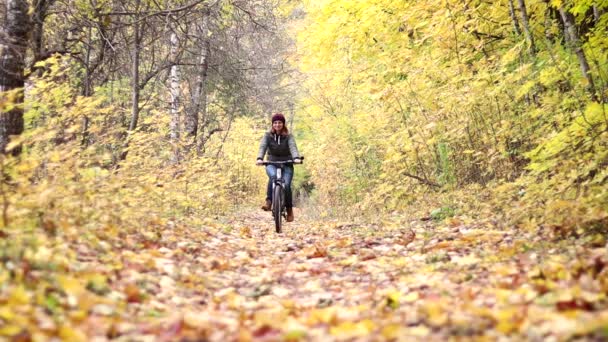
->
[292, 0, 608, 235]
[527, 102, 608, 173]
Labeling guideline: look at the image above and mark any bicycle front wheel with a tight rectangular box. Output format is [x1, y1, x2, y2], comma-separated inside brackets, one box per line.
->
[273, 184, 283, 233]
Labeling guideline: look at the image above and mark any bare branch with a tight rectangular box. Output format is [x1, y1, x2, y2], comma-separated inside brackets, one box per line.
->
[101, 0, 206, 17]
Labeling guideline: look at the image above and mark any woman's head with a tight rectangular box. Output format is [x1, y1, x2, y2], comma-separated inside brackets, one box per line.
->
[271, 113, 288, 135]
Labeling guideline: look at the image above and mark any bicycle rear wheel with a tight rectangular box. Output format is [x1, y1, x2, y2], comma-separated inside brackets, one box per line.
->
[273, 184, 283, 233]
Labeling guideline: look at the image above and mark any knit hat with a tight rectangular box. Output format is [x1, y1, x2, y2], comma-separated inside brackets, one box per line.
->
[271, 113, 285, 123]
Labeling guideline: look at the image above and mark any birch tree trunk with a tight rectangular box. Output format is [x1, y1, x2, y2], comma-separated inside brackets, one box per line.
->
[169, 29, 181, 163]
[0, 0, 30, 155]
[559, 6, 598, 102]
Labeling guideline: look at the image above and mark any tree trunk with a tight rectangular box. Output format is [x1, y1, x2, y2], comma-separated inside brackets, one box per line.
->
[128, 0, 142, 131]
[81, 25, 93, 146]
[508, 0, 522, 35]
[83, 26, 93, 97]
[31, 0, 55, 63]
[169, 29, 180, 163]
[0, 0, 30, 155]
[120, 0, 142, 162]
[189, 12, 209, 143]
[517, 0, 536, 56]
[559, 6, 598, 102]
[592, 5, 602, 25]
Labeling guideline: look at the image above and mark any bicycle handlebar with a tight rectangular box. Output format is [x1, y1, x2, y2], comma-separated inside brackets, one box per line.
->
[258, 158, 304, 166]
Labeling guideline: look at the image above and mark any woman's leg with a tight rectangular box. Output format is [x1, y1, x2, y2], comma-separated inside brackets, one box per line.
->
[283, 165, 294, 208]
[265, 165, 277, 201]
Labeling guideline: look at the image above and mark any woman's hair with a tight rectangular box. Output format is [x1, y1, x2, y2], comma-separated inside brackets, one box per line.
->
[271, 124, 289, 136]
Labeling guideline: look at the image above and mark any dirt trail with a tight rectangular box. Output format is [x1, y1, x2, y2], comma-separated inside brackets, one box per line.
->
[74, 208, 608, 341]
[103, 208, 420, 340]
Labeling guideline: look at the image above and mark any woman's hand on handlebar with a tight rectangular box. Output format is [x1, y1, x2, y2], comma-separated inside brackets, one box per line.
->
[256, 159, 264, 165]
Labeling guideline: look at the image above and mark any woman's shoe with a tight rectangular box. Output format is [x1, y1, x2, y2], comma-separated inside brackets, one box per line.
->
[261, 200, 271, 211]
[286, 207, 294, 222]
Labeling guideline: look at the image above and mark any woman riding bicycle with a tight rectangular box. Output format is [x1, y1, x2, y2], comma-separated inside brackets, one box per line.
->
[256, 113, 302, 222]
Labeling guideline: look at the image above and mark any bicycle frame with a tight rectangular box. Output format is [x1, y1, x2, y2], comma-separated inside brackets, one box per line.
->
[261, 160, 301, 188]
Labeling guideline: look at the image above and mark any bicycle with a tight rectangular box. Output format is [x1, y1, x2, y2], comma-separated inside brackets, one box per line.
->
[259, 158, 303, 233]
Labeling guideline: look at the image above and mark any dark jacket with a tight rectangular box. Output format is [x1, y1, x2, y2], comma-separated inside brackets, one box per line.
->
[257, 132, 301, 162]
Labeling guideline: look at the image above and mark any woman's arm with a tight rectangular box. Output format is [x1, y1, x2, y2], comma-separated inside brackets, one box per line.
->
[288, 135, 301, 159]
[257, 133, 269, 160]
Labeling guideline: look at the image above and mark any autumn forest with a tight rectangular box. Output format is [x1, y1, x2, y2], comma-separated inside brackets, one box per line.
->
[1, 0, 607, 340]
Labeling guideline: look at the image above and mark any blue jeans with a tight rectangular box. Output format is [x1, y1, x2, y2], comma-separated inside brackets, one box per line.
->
[266, 164, 294, 208]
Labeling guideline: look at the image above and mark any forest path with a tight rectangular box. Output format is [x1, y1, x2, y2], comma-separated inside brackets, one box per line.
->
[110, 207, 422, 340]
[55, 208, 608, 340]
[13, 209, 608, 341]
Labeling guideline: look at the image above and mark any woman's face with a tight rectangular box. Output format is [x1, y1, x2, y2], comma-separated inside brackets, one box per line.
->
[272, 120, 284, 131]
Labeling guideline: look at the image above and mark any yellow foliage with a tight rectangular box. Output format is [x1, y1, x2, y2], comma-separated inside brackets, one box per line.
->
[289, 0, 608, 234]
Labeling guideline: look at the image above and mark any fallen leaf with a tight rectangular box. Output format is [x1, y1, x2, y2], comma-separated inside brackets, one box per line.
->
[124, 283, 143, 303]
[307, 243, 328, 259]
[329, 320, 375, 338]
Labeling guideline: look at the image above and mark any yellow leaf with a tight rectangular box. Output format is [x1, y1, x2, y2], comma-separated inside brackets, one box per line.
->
[58, 325, 87, 342]
[424, 302, 448, 326]
[283, 329, 307, 341]
[66, 309, 87, 323]
[381, 324, 404, 339]
[239, 226, 252, 238]
[407, 325, 431, 337]
[452, 255, 480, 266]
[0, 306, 15, 321]
[403, 291, 420, 303]
[307, 307, 338, 325]
[339, 255, 358, 266]
[0, 325, 22, 336]
[386, 291, 401, 309]
[9, 285, 30, 306]
[495, 308, 521, 334]
[330, 320, 375, 338]
[58, 275, 86, 296]
[254, 309, 287, 328]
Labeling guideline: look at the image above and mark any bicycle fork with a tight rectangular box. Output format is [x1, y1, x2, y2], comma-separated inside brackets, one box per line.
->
[276, 167, 282, 186]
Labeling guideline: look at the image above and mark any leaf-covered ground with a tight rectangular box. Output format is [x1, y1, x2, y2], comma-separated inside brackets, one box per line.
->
[2, 208, 608, 341]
